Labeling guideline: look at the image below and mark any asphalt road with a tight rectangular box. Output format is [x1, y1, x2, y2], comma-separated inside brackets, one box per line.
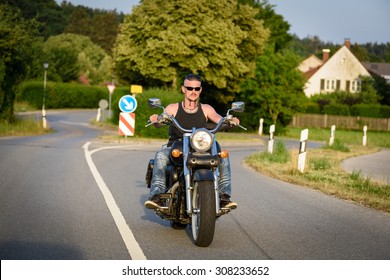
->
[342, 149, 390, 185]
[1, 110, 389, 260]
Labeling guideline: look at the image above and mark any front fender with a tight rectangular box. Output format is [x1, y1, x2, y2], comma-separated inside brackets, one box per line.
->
[193, 169, 214, 182]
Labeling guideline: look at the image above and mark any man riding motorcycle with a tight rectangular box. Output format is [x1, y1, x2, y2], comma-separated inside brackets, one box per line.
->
[144, 74, 238, 210]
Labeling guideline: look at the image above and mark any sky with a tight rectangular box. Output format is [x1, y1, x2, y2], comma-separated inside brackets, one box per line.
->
[55, 0, 390, 44]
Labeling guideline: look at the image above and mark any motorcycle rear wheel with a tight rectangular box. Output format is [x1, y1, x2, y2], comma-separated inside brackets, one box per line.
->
[191, 180, 216, 247]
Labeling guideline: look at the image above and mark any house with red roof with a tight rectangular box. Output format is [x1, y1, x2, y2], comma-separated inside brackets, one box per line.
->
[298, 39, 371, 97]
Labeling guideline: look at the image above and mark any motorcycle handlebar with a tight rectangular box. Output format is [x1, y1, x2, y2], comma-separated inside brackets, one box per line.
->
[145, 112, 247, 132]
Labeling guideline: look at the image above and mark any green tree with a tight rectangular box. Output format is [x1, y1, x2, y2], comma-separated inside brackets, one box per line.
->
[114, 0, 269, 99]
[65, 6, 123, 54]
[3, 0, 67, 38]
[44, 33, 112, 84]
[358, 76, 380, 104]
[372, 74, 390, 106]
[239, 48, 306, 131]
[46, 47, 79, 83]
[90, 12, 122, 55]
[240, 0, 292, 52]
[0, 4, 40, 122]
[7, 0, 124, 54]
[64, 7, 92, 36]
[351, 43, 369, 62]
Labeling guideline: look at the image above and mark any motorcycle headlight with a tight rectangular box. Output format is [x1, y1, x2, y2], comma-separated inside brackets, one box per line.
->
[190, 129, 213, 152]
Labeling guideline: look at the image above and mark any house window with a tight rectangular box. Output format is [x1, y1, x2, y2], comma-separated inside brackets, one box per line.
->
[331, 80, 335, 90]
[357, 80, 361, 92]
[336, 80, 341, 91]
[352, 79, 362, 92]
[326, 80, 330, 90]
[346, 80, 350, 92]
[320, 79, 325, 91]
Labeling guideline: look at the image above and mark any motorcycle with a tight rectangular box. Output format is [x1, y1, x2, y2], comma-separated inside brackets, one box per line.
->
[145, 98, 246, 247]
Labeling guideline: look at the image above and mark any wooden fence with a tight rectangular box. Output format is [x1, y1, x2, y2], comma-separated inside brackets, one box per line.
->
[290, 114, 390, 131]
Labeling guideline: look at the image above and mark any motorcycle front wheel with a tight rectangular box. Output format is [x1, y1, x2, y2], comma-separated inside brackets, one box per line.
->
[191, 180, 216, 247]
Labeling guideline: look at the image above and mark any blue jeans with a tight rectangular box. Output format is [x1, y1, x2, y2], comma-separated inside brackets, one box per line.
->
[149, 146, 232, 198]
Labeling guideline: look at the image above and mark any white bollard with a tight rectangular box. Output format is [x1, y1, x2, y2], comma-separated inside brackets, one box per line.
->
[42, 108, 47, 129]
[298, 129, 309, 173]
[96, 108, 102, 122]
[258, 118, 264, 135]
[268, 124, 275, 153]
[362, 125, 367, 146]
[329, 125, 336, 146]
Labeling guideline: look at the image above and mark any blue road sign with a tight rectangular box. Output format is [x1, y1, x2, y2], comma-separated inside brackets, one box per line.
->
[119, 95, 138, 113]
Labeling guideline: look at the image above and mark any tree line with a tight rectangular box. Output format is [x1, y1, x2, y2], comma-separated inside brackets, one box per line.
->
[1, 0, 389, 131]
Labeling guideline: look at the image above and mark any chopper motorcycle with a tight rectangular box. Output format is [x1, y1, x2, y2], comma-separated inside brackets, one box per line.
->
[144, 98, 246, 247]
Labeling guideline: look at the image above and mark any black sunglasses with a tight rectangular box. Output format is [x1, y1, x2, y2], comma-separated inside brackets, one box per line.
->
[184, 86, 201, 91]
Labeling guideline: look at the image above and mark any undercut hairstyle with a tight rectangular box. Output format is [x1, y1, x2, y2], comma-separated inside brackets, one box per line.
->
[184, 74, 202, 84]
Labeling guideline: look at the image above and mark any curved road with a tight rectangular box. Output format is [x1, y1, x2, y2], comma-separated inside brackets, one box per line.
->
[0, 110, 389, 260]
[342, 149, 390, 185]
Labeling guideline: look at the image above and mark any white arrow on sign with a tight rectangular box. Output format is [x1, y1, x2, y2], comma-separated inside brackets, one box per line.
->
[119, 95, 137, 113]
[122, 98, 134, 110]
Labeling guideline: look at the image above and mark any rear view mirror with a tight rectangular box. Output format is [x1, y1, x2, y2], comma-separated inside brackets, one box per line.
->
[231, 102, 245, 113]
[148, 98, 162, 108]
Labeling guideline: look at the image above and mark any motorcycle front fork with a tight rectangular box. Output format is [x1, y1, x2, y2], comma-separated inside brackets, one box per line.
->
[184, 168, 221, 216]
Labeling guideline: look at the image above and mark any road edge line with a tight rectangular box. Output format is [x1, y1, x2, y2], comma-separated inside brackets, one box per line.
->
[83, 141, 147, 260]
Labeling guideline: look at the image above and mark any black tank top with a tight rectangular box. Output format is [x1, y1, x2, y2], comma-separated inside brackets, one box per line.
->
[168, 102, 207, 146]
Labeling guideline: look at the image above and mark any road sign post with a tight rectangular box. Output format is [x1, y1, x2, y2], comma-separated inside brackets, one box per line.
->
[258, 118, 264, 136]
[107, 84, 116, 118]
[118, 95, 138, 137]
[298, 128, 309, 173]
[362, 125, 368, 146]
[268, 124, 275, 154]
[329, 125, 336, 146]
[98, 99, 108, 122]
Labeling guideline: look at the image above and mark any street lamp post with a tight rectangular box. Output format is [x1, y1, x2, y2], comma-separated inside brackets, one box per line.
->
[42, 62, 49, 129]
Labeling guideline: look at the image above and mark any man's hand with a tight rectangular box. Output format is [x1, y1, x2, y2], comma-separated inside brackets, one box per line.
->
[232, 117, 240, 126]
[149, 114, 159, 123]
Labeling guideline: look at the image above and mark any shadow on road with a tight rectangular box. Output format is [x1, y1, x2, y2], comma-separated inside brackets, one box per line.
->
[0, 240, 83, 260]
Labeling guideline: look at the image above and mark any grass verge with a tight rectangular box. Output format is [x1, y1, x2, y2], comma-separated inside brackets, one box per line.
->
[245, 140, 390, 213]
[284, 127, 390, 148]
[0, 118, 50, 137]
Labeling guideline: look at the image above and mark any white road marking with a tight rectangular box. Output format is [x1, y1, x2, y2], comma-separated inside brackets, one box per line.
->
[82, 141, 147, 260]
[60, 120, 89, 126]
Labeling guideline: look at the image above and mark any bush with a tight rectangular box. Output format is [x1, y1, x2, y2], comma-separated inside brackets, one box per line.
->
[381, 106, 390, 118]
[17, 81, 107, 109]
[305, 102, 322, 114]
[351, 104, 390, 118]
[323, 104, 350, 115]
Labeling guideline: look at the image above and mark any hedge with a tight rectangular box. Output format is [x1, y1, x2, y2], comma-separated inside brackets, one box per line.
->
[16, 81, 185, 138]
[351, 104, 390, 118]
[17, 81, 108, 109]
[304, 102, 390, 118]
[323, 104, 350, 116]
